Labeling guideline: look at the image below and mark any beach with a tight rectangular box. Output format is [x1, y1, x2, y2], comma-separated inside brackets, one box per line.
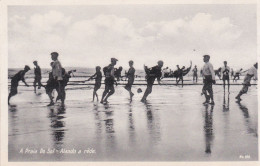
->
[8, 81, 258, 161]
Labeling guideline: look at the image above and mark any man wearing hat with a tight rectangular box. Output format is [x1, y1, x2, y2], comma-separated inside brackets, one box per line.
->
[235, 63, 258, 101]
[46, 52, 64, 106]
[202, 55, 215, 105]
[141, 60, 163, 102]
[8, 65, 30, 105]
[100, 58, 118, 104]
[221, 61, 230, 92]
[33, 61, 43, 93]
[124, 60, 135, 101]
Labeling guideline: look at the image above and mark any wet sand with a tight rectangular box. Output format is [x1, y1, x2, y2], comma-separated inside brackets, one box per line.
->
[8, 84, 258, 161]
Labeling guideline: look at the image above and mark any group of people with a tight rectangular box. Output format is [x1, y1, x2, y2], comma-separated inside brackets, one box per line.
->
[8, 52, 258, 106]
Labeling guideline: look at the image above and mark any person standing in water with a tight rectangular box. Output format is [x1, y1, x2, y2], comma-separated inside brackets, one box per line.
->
[221, 61, 230, 92]
[235, 63, 257, 101]
[8, 65, 30, 105]
[141, 60, 163, 102]
[193, 65, 198, 83]
[33, 61, 43, 93]
[124, 60, 135, 101]
[87, 66, 102, 102]
[201, 55, 216, 105]
[46, 52, 63, 106]
[100, 58, 118, 104]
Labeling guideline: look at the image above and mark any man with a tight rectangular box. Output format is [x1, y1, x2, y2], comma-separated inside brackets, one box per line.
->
[8, 65, 30, 105]
[114, 66, 123, 81]
[46, 52, 64, 106]
[33, 61, 43, 93]
[124, 60, 135, 101]
[235, 63, 257, 101]
[233, 68, 243, 82]
[201, 55, 216, 105]
[55, 68, 76, 103]
[177, 66, 185, 87]
[193, 65, 198, 83]
[141, 60, 163, 102]
[221, 61, 230, 92]
[100, 58, 118, 104]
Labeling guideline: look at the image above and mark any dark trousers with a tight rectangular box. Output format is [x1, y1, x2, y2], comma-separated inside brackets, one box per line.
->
[142, 77, 156, 100]
[202, 76, 214, 102]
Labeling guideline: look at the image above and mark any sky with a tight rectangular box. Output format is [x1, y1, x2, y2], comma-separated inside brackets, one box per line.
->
[8, 4, 257, 70]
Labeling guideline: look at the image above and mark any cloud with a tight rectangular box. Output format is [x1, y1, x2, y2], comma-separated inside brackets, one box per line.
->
[8, 10, 255, 69]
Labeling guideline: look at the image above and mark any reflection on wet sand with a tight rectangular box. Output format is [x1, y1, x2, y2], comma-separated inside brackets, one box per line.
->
[236, 101, 258, 137]
[203, 104, 214, 154]
[144, 102, 161, 145]
[223, 92, 230, 112]
[128, 103, 136, 145]
[48, 106, 66, 151]
[103, 104, 116, 152]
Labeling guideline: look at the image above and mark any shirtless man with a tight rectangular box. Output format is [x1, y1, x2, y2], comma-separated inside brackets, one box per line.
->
[124, 60, 135, 101]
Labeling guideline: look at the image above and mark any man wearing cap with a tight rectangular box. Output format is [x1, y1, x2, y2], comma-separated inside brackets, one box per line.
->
[124, 60, 135, 101]
[141, 60, 163, 102]
[100, 58, 118, 104]
[235, 63, 258, 101]
[46, 52, 64, 106]
[8, 65, 30, 105]
[221, 61, 230, 92]
[202, 55, 216, 105]
[33, 61, 43, 93]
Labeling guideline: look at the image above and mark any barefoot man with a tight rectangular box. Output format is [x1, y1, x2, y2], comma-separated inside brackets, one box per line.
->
[141, 60, 163, 102]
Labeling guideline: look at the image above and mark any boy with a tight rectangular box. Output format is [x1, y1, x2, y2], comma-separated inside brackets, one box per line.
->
[87, 66, 102, 101]
[221, 61, 230, 92]
[124, 60, 135, 101]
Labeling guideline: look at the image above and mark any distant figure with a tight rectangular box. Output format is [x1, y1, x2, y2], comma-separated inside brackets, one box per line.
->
[33, 61, 43, 93]
[175, 65, 181, 84]
[193, 65, 198, 83]
[114, 66, 123, 81]
[46, 52, 64, 106]
[214, 67, 222, 80]
[235, 63, 257, 101]
[221, 61, 230, 92]
[87, 66, 102, 101]
[162, 67, 170, 78]
[233, 68, 243, 82]
[231, 68, 234, 79]
[8, 65, 30, 105]
[124, 60, 135, 101]
[141, 60, 163, 102]
[176, 66, 185, 86]
[100, 58, 118, 104]
[201, 55, 216, 105]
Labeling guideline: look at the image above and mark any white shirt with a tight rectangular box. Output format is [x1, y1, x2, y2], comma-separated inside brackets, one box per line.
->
[202, 62, 215, 80]
[51, 60, 63, 80]
[247, 66, 257, 80]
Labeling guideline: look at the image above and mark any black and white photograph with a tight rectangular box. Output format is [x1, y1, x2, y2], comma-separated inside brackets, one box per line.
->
[1, 0, 259, 164]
